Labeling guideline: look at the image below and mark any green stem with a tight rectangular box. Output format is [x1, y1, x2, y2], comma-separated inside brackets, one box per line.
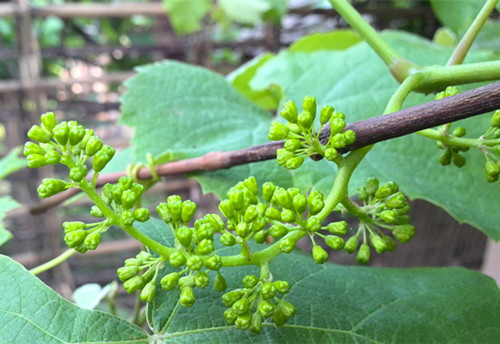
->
[30, 249, 77, 275]
[328, 0, 416, 82]
[418, 128, 500, 148]
[78, 179, 173, 258]
[340, 197, 372, 224]
[384, 73, 424, 113]
[447, 0, 499, 66]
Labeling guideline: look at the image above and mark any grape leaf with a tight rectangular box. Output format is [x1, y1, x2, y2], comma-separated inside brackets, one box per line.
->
[0, 146, 26, 180]
[430, 0, 485, 36]
[218, 0, 288, 26]
[137, 219, 500, 343]
[0, 196, 19, 246]
[0, 254, 149, 343]
[289, 29, 362, 52]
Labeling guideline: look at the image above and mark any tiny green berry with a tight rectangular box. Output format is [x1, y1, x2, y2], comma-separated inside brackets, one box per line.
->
[452, 153, 466, 167]
[452, 127, 466, 137]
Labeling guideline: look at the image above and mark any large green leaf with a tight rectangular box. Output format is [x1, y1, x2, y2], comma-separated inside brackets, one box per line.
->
[120, 60, 272, 164]
[137, 218, 500, 343]
[218, 0, 288, 26]
[0, 254, 149, 343]
[0, 196, 18, 246]
[430, 0, 487, 36]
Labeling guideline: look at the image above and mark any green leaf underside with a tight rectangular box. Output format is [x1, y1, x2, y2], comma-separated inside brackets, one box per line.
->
[120, 30, 500, 240]
[0, 255, 149, 343]
[137, 218, 500, 343]
[0, 196, 20, 246]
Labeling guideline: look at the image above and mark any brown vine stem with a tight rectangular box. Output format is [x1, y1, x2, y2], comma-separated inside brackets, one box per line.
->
[31, 81, 500, 214]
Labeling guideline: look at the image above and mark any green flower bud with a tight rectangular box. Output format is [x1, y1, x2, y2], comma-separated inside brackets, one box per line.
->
[262, 182, 276, 203]
[280, 100, 298, 123]
[219, 199, 235, 219]
[169, 251, 186, 267]
[222, 289, 243, 307]
[369, 233, 387, 254]
[326, 221, 347, 235]
[298, 111, 313, 129]
[308, 192, 324, 215]
[280, 209, 295, 223]
[344, 235, 359, 253]
[485, 160, 500, 180]
[197, 239, 215, 255]
[268, 121, 288, 141]
[205, 255, 222, 270]
[83, 231, 101, 250]
[140, 281, 156, 303]
[279, 237, 296, 253]
[274, 280, 290, 294]
[379, 209, 399, 223]
[365, 177, 379, 196]
[37, 178, 67, 198]
[250, 312, 263, 333]
[27, 125, 52, 143]
[168, 199, 182, 223]
[228, 189, 245, 211]
[85, 136, 103, 156]
[251, 217, 267, 233]
[197, 223, 215, 241]
[273, 308, 287, 326]
[286, 122, 302, 135]
[123, 276, 146, 294]
[320, 105, 334, 125]
[357, 186, 368, 203]
[269, 224, 288, 238]
[180, 200, 197, 223]
[53, 121, 69, 145]
[220, 232, 236, 246]
[117, 266, 140, 282]
[214, 272, 227, 292]
[305, 216, 321, 232]
[23, 142, 46, 157]
[284, 138, 302, 152]
[325, 235, 344, 250]
[302, 96, 317, 117]
[330, 133, 347, 148]
[343, 130, 356, 145]
[69, 165, 87, 182]
[63, 221, 86, 233]
[44, 150, 60, 165]
[243, 205, 259, 223]
[356, 243, 370, 263]
[179, 286, 195, 307]
[136, 251, 152, 261]
[385, 192, 407, 209]
[224, 308, 238, 324]
[330, 118, 346, 135]
[392, 224, 415, 243]
[439, 149, 452, 166]
[382, 235, 396, 251]
[68, 124, 86, 146]
[375, 181, 398, 199]
[278, 299, 296, 318]
[40, 112, 57, 132]
[452, 127, 466, 137]
[187, 255, 204, 270]
[120, 210, 135, 226]
[176, 226, 193, 248]
[235, 313, 252, 330]
[253, 230, 269, 244]
[133, 208, 150, 222]
[124, 258, 142, 267]
[312, 244, 328, 264]
[492, 110, 500, 129]
[258, 300, 274, 318]
[452, 153, 466, 167]
[236, 222, 250, 238]
[285, 156, 304, 170]
[120, 190, 139, 210]
[265, 207, 281, 221]
[93, 145, 115, 172]
[156, 203, 172, 224]
[242, 275, 259, 289]
[178, 275, 195, 289]
[324, 147, 338, 161]
[194, 271, 210, 289]
[276, 148, 295, 167]
[26, 154, 48, 168]
[161, 272, 180, 290]
[261, 282, 276, 299]
[232, 297, 250, 315]
[274, 187, 293, 209]
[64, 229, 86, 248]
